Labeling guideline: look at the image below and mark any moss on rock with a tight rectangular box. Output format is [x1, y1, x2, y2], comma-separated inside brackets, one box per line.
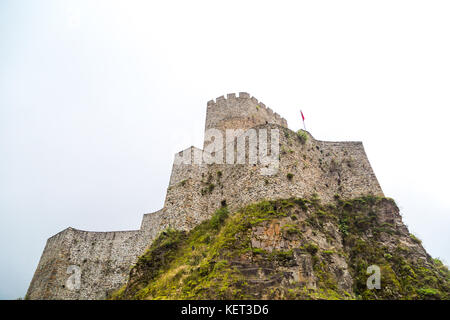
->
[112, 196, 449, 300]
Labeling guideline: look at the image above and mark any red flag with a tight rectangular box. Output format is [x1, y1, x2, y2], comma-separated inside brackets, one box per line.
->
[300, 110, 307, 130]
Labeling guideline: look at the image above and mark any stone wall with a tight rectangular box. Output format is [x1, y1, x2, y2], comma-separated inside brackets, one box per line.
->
[26, 211, 164, 300]
[161, 124, 383, 233]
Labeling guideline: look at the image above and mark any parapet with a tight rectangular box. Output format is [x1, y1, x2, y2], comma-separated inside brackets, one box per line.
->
[204, 93, 288, 138]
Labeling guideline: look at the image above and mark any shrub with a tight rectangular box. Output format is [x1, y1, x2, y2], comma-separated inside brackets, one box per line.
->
[210, 207, 229, 230]
[296, 130, 308, 144]
[305, 243, 319, 255]
[338, 218, 349, 236]
[410, 234, 422, 245]
[281, 224, 302, 237]
[417, 288, 441, 299]
[287, 173, 294, 181]
[201, 183, 215, 195]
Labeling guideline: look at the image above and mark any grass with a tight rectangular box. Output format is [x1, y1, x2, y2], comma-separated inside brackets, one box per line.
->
[296, 130, 308, 144]
[111, 196, 450, 300]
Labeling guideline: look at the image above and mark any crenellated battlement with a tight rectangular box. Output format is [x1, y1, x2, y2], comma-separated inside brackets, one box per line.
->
[204, 93, 287, 144]
[206, 92, 286, 123]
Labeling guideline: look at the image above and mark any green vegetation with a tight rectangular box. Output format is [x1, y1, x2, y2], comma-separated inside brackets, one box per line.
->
[304, 243, 319, 255]
[201, 183, 215, 195]
[210, 207, 229, 230]
[281, 224, 302, 237]
[111, 196, 450, 300]
[410, 233, 422, 244]
[286, 173, 294, 181]
[296, 130, 308, 144]
[200, 173, 217, 195]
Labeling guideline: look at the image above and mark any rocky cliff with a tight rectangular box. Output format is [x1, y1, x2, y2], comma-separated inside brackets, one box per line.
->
[112, 196, 449, 300]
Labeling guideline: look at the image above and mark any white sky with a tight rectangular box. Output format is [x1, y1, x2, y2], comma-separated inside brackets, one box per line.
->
[1, 0, 449, 299]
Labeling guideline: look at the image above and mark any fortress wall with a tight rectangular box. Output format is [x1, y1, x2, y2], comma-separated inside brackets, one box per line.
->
[160, 124, 383, 233]
[162, 146, 211, 231]
[26, 228, 74, 300]
[163, 166, 210, 231]
[138, 208, 192, 256]
[168, 146, 205, 186]
[140, 209, 165, 240]
[315, 139, 383, 199]
[26, 222, 160, 300]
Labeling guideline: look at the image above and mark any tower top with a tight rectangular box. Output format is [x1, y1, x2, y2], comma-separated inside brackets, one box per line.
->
[204, 92, 288, 134]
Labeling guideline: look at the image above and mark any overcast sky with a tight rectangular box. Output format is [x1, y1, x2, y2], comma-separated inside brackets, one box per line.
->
[1, 0, 449, 299]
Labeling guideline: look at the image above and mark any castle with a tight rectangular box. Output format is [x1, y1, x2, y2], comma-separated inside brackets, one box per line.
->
[26, 92, 383, 299]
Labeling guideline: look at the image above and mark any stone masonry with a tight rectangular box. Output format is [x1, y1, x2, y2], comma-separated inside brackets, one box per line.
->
[26, 92, 383, 299]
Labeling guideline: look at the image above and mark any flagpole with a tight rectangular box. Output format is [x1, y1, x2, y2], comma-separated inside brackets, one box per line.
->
[301, 110, 306, 131]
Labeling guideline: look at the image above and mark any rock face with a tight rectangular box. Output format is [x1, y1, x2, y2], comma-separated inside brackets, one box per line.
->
[28, 92, 388, 299]
[113, 197, 449, 300]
